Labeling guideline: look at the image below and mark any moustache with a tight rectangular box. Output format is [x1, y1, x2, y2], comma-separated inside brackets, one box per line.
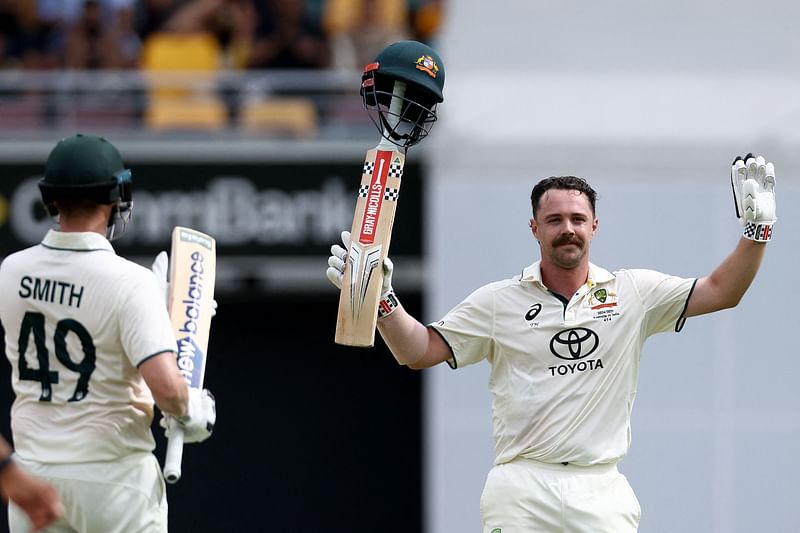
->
[554, 237, 582, 247]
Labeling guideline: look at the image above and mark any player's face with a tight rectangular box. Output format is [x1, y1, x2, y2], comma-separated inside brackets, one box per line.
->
[531, 189, 597, 270]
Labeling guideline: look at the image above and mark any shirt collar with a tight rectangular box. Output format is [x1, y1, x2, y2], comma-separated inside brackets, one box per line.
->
[41, 229, 115, 253]
[520, 260, 615, 289]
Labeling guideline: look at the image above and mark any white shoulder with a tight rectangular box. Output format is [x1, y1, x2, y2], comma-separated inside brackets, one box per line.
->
[107, 257, 161, 297]
[454, 278, 518, 310]
[613, 268, 670, 284]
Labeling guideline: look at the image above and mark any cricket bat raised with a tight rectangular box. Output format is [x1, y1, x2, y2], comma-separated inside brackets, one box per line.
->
[162, 226, 216, 484]
[335, 82, 407, 347]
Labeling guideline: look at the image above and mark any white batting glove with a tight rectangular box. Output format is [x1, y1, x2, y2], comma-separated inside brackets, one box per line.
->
[151, 251, 169, 305]
[326, 231, 398, 317]
[162, 388, 216, 444]
[731, 153, 776, 242]
[151, 251, 218, 316]
[325, 231, 350, 290]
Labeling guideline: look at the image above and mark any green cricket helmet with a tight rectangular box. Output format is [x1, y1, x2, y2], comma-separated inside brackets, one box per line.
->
[361, 40, 445, 148]
[39, 134, 133, 240]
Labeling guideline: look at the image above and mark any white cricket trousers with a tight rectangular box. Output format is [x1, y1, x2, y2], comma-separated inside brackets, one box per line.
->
[480, 457, 641, 533]
[8, 452, 168, 533]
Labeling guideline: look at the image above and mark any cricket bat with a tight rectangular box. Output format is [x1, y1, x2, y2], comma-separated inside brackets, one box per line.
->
[335, 81, 407, 347]
[162, 226, 216, 484]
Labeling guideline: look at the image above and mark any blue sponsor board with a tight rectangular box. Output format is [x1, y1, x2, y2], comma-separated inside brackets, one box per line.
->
[0, 161, 423, 294]
[0, 161, 423, 260]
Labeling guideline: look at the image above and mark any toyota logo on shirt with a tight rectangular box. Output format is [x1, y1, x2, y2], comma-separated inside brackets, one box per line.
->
[549, 327, 599, 360]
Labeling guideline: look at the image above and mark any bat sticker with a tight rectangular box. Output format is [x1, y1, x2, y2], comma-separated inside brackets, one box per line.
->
[347, 242, 383, 319]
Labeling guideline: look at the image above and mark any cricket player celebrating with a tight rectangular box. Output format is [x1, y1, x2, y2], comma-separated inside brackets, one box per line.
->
[328, 154, 775, 531]
[0, 134, 216, 533]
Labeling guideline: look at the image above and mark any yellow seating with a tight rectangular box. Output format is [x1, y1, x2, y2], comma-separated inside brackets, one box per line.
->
[239, 98, 318, 138]
[140, 32, 227, 130]
[141, 32, 220, 67]
[145, 98, 228, 131]
[323, 0, 408, 35]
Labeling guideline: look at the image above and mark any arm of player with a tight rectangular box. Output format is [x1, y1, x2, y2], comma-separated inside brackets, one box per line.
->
[0, 437, 63, 530]
[685, 154, 774, 318]
[685, 238, 766, 317]
[327, 231, 452, 368]
[139, 352, 189, 417]
[140, 351, 216, 444]
[376, 308, 452, 369]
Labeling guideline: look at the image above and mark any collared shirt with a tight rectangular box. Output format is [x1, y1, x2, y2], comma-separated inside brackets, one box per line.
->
[430, 261, 696, 466]
[0, 230, 177, 463]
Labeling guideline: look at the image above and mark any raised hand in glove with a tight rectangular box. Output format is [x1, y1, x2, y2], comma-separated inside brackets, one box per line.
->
[326, 230, 399, 318]
[731, 153, 776, 242]
[161, 388, 216, 444]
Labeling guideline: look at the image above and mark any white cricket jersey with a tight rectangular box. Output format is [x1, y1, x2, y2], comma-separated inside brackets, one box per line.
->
[430, 261, 696, 467]
[0, 230, 177, 463]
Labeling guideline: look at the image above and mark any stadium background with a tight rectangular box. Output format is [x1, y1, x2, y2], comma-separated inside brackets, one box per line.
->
[1, 1, 799, 532]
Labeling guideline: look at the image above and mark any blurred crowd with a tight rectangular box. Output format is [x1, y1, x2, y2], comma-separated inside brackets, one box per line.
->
[0, 0, 444, 71]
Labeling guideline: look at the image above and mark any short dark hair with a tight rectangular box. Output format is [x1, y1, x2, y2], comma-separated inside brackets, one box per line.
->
[530, 176, 597, 218]
[53, 197, 103, 214]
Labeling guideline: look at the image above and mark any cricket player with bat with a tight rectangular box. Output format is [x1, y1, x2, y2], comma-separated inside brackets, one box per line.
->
[328, 154, 775, 531]
[0, 134, 216, 532]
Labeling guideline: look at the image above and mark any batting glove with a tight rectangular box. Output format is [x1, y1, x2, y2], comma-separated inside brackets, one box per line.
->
[325, 230, 350, 290]
[151, 251, 169, 305]
[326, 231, 398, 318]
[162, 388, 216, 444]
[151, 251, 218, 316]
[731, 153, 776, 242]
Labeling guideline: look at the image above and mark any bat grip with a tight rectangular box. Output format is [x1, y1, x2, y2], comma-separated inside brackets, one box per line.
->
[163, 426, 186, 484]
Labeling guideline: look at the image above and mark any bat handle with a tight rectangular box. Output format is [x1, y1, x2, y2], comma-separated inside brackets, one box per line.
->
[163, 426, 186, 484]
